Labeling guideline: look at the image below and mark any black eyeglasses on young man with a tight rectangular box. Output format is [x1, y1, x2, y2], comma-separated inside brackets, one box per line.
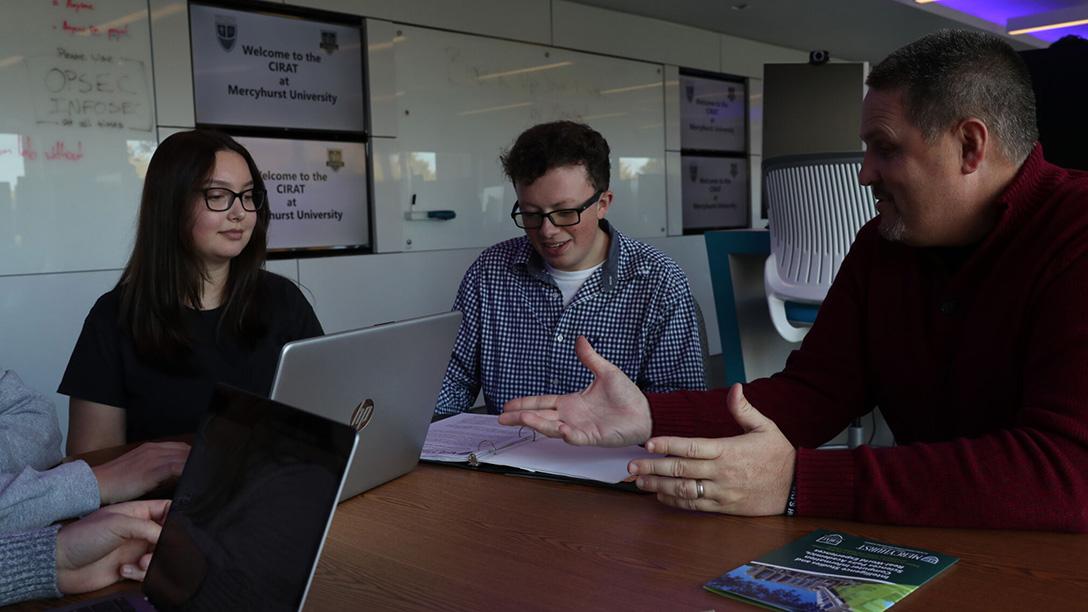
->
[510, 190, 604, 229]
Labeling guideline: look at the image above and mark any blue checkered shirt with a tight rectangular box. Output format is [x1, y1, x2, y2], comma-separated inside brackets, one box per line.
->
[435, 221, 707, 415]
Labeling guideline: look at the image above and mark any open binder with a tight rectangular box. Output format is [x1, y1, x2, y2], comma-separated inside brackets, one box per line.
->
[421, 413, 660, 486]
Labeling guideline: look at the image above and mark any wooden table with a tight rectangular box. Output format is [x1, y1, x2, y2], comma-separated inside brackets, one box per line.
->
[301, 466, 1088, 611]
[13, 464, 1088, 611]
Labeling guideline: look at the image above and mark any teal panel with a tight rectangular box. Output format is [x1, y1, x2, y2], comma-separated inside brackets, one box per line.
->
[704, 230, 770, 386]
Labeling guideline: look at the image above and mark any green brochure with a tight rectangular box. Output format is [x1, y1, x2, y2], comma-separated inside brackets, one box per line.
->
[704, 529, 957, 611]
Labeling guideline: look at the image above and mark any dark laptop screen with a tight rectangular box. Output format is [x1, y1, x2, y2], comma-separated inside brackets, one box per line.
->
[142, 384, 357, 612]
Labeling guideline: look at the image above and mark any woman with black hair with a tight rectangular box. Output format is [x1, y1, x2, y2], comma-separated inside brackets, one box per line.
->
[60, 130, 323, 454]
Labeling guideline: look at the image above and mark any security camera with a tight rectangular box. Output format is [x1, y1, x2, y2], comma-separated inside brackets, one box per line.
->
[809, 50, 830, 65]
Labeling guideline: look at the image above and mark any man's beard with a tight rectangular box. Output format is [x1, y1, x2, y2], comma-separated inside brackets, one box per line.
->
[878, 214, 907, 242]
[873, 187, 906, 242]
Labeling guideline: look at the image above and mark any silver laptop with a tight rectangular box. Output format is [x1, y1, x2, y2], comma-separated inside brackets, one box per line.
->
[270, 311, 461, 502]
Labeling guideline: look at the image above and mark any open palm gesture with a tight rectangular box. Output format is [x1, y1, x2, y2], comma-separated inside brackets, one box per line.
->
[499, 336, 652, 447]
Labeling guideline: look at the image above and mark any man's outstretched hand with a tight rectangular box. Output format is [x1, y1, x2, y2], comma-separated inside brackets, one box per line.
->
[628, 384, 796, 516]
[500, 336, 652, 447]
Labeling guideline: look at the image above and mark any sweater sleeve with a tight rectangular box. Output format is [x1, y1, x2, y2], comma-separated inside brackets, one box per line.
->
[0, 460, 100, 533]
[649, 225, 1088, 531]
[0, 370, 64, 473]
[0, 524, 61, 606]
[792, 247, 1088, 532]
[646, 227, 879, 446]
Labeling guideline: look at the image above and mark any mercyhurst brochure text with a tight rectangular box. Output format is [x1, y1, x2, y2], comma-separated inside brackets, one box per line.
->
[704, 529, 957, 611]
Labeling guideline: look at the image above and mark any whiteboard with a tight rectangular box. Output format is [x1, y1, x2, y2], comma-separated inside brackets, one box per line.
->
[0, 0, 156, 276]
[386, 26, 667, 253]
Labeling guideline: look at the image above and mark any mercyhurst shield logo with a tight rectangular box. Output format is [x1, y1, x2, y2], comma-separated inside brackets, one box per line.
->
[320, 30, 339, 54]
[215, 15, 237, 52]
[326, 149, 344, 171]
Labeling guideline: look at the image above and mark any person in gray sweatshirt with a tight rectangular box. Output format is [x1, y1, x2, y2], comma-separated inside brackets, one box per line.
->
[0, 498, 169, 605]
[0, 369, 189, 533]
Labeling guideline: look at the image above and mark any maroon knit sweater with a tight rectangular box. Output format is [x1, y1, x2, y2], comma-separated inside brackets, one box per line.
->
[648, 146, 1088, 532]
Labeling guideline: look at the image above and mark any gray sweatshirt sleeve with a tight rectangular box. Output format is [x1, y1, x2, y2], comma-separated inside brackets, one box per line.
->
[0, 461, 100, 533]
[0, 524, 62, 605]
[0, 370, 64, 472]
[0, 369, 99, 533]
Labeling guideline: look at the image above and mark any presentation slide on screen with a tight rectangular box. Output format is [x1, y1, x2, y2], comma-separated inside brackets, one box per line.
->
[190, 3, 365, 131]
[236, 136, 370, 251]
[681, 155, 748, 230]
[679, 74, 746, 153]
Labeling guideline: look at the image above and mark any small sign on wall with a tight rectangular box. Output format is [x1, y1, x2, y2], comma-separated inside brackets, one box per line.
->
[190, 3, 365, 132]
[681, 155, 748, 230]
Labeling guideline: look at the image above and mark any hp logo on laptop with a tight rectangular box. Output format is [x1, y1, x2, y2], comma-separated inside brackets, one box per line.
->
[351, 399, 375, 432]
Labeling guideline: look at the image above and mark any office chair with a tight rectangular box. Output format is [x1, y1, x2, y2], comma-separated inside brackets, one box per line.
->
[762, 153, 876, 343]
[763, 153, 876, 448]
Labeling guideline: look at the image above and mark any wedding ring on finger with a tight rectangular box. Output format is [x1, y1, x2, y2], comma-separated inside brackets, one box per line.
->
[695, 479, 705, 499]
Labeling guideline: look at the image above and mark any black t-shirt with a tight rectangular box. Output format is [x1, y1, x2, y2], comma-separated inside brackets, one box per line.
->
[58, 272, 324, 442]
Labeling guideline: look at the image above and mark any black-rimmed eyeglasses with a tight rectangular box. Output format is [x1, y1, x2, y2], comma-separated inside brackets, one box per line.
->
[201, 187, 267, 212]
[510, 190, 603, 229]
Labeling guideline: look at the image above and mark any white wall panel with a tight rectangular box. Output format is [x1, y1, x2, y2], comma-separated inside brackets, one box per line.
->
[150, 0, 195, 128]
[749, 153, 764, 228]
[157, 126, 185, 140]
[0, 269, 121, 443]
[720, 33, 807, 79]
[553, 1, 719, 72]
[298, 248, 482, 333]
[367, 19, 400, 139]
[292, 0, 551, 44]
[370, 136, 406, 253]
[266, 259, 299, 283]
[748, 77, 763, 156]
[665, 150, 683, 236]
[664, 65, 681, 152]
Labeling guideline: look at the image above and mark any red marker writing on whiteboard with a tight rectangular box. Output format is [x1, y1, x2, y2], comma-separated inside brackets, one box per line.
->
[45, 140, 84, 161]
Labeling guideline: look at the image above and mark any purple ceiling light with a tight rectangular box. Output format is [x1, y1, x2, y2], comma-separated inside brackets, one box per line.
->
[917, 0, 1088, 43]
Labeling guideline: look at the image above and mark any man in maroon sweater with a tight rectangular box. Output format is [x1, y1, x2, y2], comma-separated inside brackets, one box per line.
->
[500, 30, 1088, 532]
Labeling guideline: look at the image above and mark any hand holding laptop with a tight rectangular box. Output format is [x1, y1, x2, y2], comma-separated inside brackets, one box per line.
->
[55, 499, 171, 594]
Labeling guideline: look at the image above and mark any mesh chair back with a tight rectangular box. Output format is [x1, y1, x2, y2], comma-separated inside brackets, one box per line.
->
[763, 153, 876, 304]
